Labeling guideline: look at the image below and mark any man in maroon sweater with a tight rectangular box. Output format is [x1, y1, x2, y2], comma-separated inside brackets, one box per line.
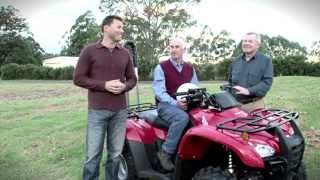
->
[73, 15, 137, 180]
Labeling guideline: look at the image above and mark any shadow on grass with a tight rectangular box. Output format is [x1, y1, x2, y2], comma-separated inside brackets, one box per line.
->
[305, 146, 320, 180]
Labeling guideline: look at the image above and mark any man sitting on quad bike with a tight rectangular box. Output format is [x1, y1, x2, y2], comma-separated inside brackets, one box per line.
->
[228, 32, 273, 112]
[152, 37, 199, 171]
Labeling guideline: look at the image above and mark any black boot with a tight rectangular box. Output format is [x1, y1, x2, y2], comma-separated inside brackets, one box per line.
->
[157, 150, 175, 171]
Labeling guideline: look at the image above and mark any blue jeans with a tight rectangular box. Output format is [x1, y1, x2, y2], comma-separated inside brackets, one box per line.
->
[157, 102, 190, 154]
[83, 109, 127, 180]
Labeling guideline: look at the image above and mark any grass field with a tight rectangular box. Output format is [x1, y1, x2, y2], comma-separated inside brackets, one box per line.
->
[0, 76, 319, 180]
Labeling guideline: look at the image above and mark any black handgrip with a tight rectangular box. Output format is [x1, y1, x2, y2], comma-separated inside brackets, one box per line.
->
[175, 91, 189, 97]
[220, 84, 232, 91]
[174, 88, 206, 97]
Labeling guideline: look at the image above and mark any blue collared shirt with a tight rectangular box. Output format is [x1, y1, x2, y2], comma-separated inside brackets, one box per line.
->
[152, 59, 199, 106]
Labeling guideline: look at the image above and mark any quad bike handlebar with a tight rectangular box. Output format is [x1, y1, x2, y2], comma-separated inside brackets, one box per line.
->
[174, 87, 240, 110]
[175, 88, 207, 98]
[128, 86, 240, 114]
[175, 88, 207, 104]
[220, 84, 238, 95]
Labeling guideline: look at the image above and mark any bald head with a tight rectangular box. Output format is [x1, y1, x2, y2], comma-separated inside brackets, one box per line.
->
[169, 37, 187, 62]
[169, 37, 187, 50]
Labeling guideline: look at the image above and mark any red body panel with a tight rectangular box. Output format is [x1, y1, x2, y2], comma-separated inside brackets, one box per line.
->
[126, 118, 166, 144]
[178, 126, 265, 168]
[125, 107, 294, 169]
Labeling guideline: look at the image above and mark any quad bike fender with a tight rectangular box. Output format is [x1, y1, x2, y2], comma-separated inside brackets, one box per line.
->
[178, 126, 265, 169]
[125, 119, 166, 144]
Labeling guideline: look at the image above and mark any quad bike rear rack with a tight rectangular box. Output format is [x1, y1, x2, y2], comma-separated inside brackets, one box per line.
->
[217, 108, 299, 133]
[127, 103, 157, 118]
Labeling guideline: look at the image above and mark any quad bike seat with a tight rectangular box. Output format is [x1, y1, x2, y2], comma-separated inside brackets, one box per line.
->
[138, 109, 170, 130]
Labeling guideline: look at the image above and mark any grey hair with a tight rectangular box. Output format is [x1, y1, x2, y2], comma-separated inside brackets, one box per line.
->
[169, 37, 187, 50]
[245, 32, 261, 44]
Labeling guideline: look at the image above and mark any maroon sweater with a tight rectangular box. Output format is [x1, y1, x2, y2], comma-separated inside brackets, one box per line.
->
[160, 60, 193, 99]
[73, 41, 137, 111]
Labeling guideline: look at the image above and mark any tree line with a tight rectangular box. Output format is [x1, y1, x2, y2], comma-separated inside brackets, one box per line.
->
[1, 1, 320, 80]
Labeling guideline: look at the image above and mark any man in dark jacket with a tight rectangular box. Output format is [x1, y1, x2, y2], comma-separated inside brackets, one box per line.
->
[228, 32, 273, 112]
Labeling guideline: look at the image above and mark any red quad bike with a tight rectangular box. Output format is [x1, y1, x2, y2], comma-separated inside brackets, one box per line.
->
[121, 87, 306, 180]
[121, 42, 306, 180]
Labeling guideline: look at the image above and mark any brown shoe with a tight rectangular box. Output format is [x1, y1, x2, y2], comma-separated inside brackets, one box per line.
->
[157, 150, 175, 171]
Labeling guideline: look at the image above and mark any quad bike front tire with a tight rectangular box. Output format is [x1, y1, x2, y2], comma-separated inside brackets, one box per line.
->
[192, 167, 236, 180]
[288, 162, 307, 180]
[272, 162, 307, 180]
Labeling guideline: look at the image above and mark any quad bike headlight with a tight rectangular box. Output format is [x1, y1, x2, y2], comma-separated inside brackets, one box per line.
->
[249, 142, 275, 158]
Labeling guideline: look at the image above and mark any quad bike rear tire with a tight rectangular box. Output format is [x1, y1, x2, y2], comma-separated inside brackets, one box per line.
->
[192, 167, 236, 180]
[121, 143, 138, 180]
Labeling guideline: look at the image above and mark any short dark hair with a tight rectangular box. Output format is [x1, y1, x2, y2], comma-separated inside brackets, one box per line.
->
[101, 15, 123, 32]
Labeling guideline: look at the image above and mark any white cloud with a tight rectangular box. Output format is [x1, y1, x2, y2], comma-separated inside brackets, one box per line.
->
[2, 0, 103, 53]
[189, 0, 318, 48]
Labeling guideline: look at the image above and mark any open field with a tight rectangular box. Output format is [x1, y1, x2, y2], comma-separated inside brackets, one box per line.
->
[0, 76, 319, 179]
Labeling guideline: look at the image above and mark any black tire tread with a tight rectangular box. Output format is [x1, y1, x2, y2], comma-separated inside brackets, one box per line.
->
[192, 166, 236, 180]
[122, 143, 138, 180]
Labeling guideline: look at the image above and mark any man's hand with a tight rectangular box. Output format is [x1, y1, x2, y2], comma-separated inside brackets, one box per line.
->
[177, 98, 188, 110]
[105, 79, 126, 94]
[233, 85, 250, 95]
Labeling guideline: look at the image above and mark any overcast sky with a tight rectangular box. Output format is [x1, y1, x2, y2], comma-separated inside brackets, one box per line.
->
[2, 0, 320, 54]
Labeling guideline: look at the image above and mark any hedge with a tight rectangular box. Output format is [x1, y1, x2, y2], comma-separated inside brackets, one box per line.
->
[1, 55, 319, 80]
[0, 63, 74, 80]
[194, 56, 320, 81]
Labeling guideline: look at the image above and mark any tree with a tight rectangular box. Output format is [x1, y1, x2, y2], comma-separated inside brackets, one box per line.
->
[264, 35, 307, 58]
[0, 5, 28, 34]
[187, 25, 236, 64]
[233, 34, 307, 59]
[310, 40, 320, 61]
[0, 6, 44, 67]
[61, 10, 100, 56]
[0, 33, 44, 66]
[272, 55, 308, 76]
[99, 0, 201, 80]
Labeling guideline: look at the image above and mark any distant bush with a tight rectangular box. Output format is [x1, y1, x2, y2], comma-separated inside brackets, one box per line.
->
[305, 62, 320, 76]
[215, 58, 232, 80]
[194, 64, 215, 80]
[273, 55, 306, 76]
[55, 66, 74, 80]
[273, 55, 320, 77]
[1, 56, 319, 80]
[0, 63, 74, 80]
[0, 63, 22, 80]
[192, 55, 320, 81]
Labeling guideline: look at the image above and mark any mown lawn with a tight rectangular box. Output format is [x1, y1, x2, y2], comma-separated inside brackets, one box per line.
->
[0, 77, 319, 180]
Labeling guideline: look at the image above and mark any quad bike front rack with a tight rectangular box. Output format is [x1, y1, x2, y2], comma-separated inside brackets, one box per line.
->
[217, 108, 299, 133]
[217, 108, 305, 174]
